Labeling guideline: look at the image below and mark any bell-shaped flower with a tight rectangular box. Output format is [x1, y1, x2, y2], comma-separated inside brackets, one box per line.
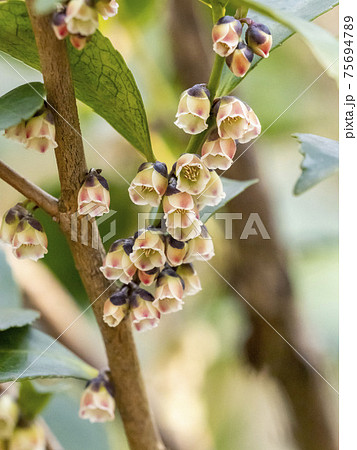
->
[226, 42, 254, 78]
[129, 288, 160, 332]
[185, 225, 215, 263]
[4, 121, 26, 144]
[0, 204, 27, 246]
[212, 16, 242, 57]
[77, 168, 110, 217]
[0, 395, 19, 440]
[215, 96, 250, 141]
[128, 161, 168, 207]
[51, 11, 68, 40]
[70, 34, 88, 50]
[163, 191, 202, 242]
[65, 0, 99, 36]
[96, 0, 119, 19]
[175, 153, 210, 195]
[138, 267, 160, 286]
[153, 268, 185, 314]
[238, 104, 261, 144]
[12, 217, 48, 261]
[165, 235, 188, 267]
[246, 23, 272, 58]
[103, 288, 128, 327]
[194, 170, 226, 210]
[25, 111, 58, 153]
[176, 263, 202, 297]
[174, 84, 211, 135]
[201, 129, 237, 170]
[79, 374, 115, 423]
[100, 238, 136, 283]
[130, 229, 166, 271]
[8, 423, 46, 450]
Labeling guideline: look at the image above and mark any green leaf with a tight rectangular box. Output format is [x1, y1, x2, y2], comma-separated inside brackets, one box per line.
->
[201, 177, 258, 221]
[0, 326, 97, 383]
[0, 1, 154, 161]
[0, 82, 45, 130]
[18, 380, 52, 421]
[0, 308, 40, 331]
[293, 133, 338, 195]
[219, 0, 338, 96]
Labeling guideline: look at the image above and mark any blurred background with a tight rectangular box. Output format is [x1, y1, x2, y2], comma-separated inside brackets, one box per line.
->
[0, 1, 338, 449]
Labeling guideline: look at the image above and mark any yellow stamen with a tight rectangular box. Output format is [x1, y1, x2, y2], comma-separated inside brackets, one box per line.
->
[182, 165, 200, 182]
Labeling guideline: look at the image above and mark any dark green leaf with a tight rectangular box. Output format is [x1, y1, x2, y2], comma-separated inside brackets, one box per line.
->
[0, 1, 154, 160]
[218, 0, 338, 96]
[201, 177, 258, 221]
[0, 326, 97, 382]
[18, 380, 52, 421]
[0, 82, 45, 130]
[293, 133, 338, 195]
[0, 308, 40, 331]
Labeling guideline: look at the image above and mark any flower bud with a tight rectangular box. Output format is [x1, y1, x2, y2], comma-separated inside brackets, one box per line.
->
[245, 23, 272, 58]
[174, 84, 211, 135]
[185, 225, 215, 263]
[128, 162, 168, 207]
[100, 238, 136, 283]
[194, 170, 225, 210]
[226, 42, 254, 78]
[70, 34, 88, 50]
[175, 153, 210, 195]
[201, 129, 236, 170]
[165, 235, 188, 267]
[130, 229, 166, 271]
[78, 169, 110, 217]
[0, 204, 28, 246]
[96, 0, 119, 19]
[153, 268, 185, 314]
[130, 288, 160, 332]
[212, 16, 242, 57]
[238, 104, 261, 144]
[12, 216, 48, 261]
[176, 263, 202, 297]
[51, 11, 69, 40]
[25, 111, 58, 153]
[163, 191, 202, 242]
[8, 423, 46, 450]
[103, 288, 128, 327]
[4, 121, 26, 144]
[0, 395, 19, 440]
[79, 373, 115, 423]
[65, 0, 99, 36]
[138, 267, 160, 286]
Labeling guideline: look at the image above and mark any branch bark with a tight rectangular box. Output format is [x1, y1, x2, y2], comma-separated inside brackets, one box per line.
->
[25, 2, 164, 449]
[0, 160, 58, 217]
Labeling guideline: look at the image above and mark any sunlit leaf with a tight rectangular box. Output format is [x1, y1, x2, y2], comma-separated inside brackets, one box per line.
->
[18, 380, 52, 421]
[293, 133, 338, 195]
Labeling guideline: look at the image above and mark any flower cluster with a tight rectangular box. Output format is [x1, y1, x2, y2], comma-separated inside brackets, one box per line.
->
[4, 107, 57, 154]
[79, 372, 115, 423]
[212, 15, 272, 78]
[0, 203, 48, 261]
[52, 0, 119, 50]
[0, 394, 46, 450]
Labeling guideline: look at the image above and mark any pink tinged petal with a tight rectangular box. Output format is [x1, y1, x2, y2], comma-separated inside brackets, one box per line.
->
[100, 265, 123, 280]
[152, 170, 168, 196]
[153, 297, 183, 314]
[186, 96, 210, 120]
[174, 114, 208, 135]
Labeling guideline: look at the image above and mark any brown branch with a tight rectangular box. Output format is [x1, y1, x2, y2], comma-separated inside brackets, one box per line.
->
[25, 2, 164, 449]
[0, 160, 59, 217]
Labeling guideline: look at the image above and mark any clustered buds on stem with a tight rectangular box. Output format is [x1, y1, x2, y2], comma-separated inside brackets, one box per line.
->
[0, 203, 48, 262]
[0, 393, 46, 449]
[79, 372, 115, 423]
[212, 15, 272, 78]
[51, 0, 119, 50]
[4, 106, 57, 153]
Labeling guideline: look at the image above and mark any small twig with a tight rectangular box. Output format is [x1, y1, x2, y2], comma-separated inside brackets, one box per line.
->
[0, 160, 59, 217]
